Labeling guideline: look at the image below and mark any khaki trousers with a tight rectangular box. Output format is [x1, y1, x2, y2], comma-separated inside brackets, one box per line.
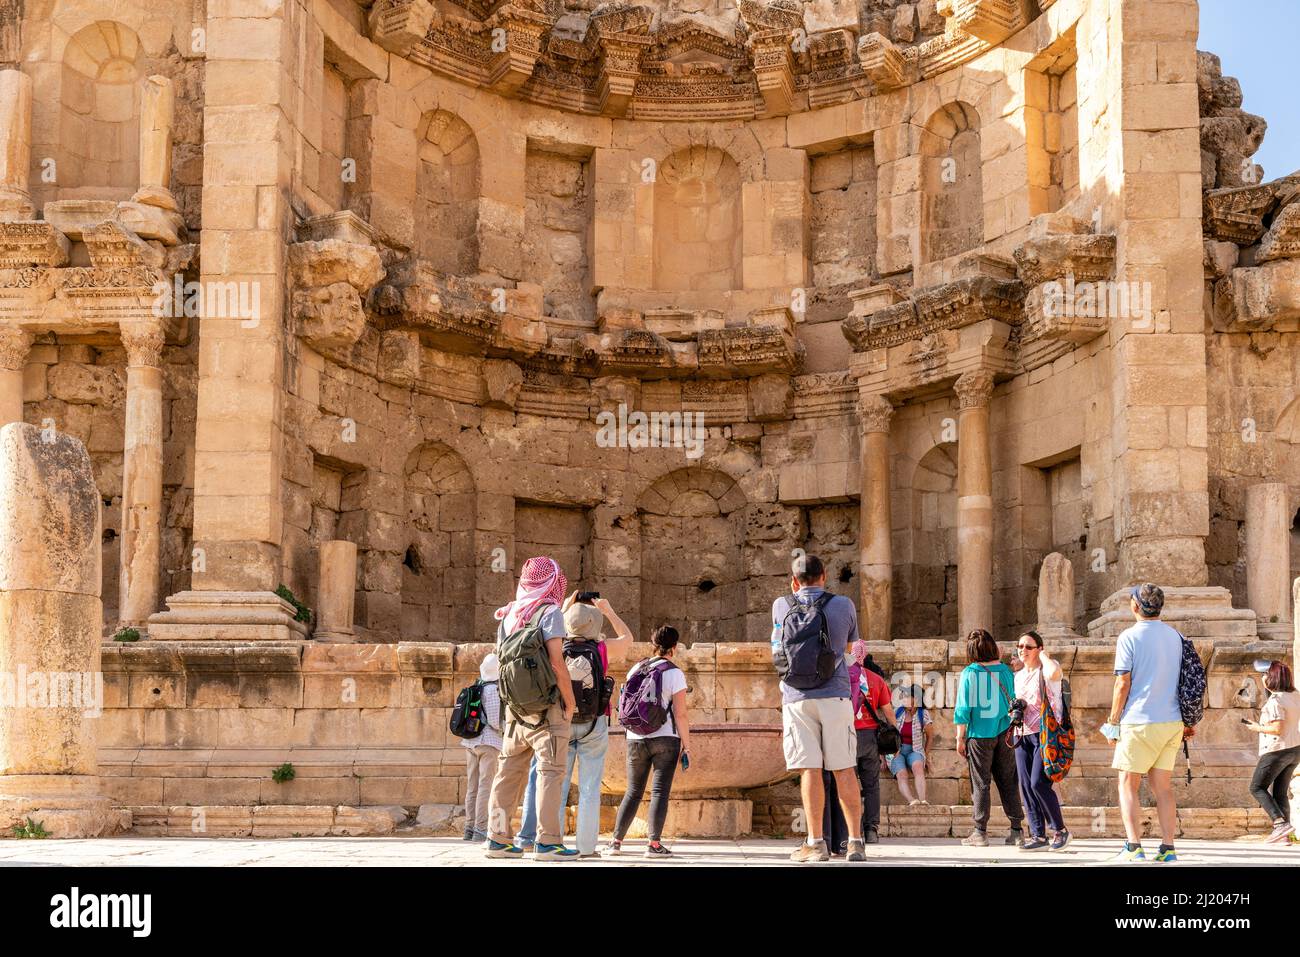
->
[487, 702, 571, 846]
[464, 743, 499, 835]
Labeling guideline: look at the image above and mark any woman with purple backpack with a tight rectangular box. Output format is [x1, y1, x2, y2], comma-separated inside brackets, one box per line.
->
[602, 625, 692, 859]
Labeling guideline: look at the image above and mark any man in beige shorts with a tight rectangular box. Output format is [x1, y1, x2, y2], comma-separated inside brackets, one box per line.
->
[771, 555, 865, 863]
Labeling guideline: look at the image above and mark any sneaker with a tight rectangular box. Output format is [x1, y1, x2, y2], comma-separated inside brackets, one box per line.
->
[1152, 846, 1177, 863]
[961, 831, 988, 847]
[908, 799, 921, 806]
[1004, 828, 1024, 846]
[845, 838, 866, 862]
[790, 840, 831, 862]
[533, 842, 580, 861]
[1114, 844, 1145, 863]
[600, 840, 623, 858]
[516, 841, 535, 852]
[1265, 822, 1296, 844]
[1020, 835, 1049, 850]
[864, 828, 880, 844]
[1050, 829, 1072, 851]
[462, 827, 476, 842]
[919, 800, 930, 806]
[484, 839, 526, 859]
[644, 842, 673, 859]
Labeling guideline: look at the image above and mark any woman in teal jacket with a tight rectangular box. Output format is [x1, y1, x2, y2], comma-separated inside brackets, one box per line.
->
[953, 629, 1026, 847]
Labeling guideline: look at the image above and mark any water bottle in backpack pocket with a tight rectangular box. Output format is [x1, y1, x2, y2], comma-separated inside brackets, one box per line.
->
[773, 593, 838, 690]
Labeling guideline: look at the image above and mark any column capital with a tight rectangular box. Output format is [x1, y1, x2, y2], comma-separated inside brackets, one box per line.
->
[857, 394, 895, 434]
[120, 321, 165, 368]
[954, 369, 995, 409]
[0, 323, 33, 371]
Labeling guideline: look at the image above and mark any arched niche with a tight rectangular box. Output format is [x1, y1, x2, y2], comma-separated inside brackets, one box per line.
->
[919, 101, 984, 265]
[638, 467, 748, 644]
[652, 146, 742, 292]
[402, 442, 477, 640]
[58, 21, 145, 199]
[416, 109, 481, 274]
[898, 442, 959, 638]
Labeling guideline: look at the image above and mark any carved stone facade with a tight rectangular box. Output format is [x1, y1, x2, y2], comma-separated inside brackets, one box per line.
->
[2, 0, 1296, 833]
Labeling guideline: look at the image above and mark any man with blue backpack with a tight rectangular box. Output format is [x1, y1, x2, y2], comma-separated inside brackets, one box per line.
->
[771, 554, 866, 863]
[1102, 582, 1205, 863]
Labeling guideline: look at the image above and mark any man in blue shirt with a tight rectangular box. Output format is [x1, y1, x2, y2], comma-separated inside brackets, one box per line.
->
[771, 554, 865, 863]
[1102, 583, 1193, 863]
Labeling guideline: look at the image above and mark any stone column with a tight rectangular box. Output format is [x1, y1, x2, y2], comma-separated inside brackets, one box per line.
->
[0, 70, 33, 221]
[0, 324, 32, 426]
[954, 370, 995, 638]
[133, 75, 177, 212]
[118, 320, 165, 627]
[1245, 483, 1291, 630]
[315, 540, 358, 642]
[0, 423, 126, 836]
[858, 394, 894, 643]
[1036, 551, 1076, 639]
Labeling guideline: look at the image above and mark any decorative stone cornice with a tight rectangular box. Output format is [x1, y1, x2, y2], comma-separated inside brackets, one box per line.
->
[1203, 183, 1278, 245]
[953, 368, 995, 409]
[857, 394, 894, 434]
[941, 0, 1024, 46]
[1258, 197, 1300, 262]
[484, 4, 550, 94]
[368, 0, 440, 57]
[0, 323, 33, 371]
[857, 32, 906, 90]
[120, 320, 166, 368]
[0, 221, 70, 270]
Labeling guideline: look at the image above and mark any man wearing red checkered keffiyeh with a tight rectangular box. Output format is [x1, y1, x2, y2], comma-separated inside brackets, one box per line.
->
[495, 556, 568, 634]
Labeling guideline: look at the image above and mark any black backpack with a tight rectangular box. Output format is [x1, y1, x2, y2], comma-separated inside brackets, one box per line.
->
[773, 593, 838, 690]
[563, 639, 611, 723]
[449, 679, 490, 739]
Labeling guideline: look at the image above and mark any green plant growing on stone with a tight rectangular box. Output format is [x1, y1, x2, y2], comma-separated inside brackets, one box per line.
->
[13, 817, 48, 839]
[113, 626, 141, 642]
[274, 585, 312, 624]
[272, 762, 296, 784]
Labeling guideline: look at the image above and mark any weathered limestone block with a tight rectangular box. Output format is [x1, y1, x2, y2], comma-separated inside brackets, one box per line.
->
[378, 329, 420, 388]
[1228, 259, 1300, 329]
[857, 33, 905, 90]
[315, 540, 358, 643]
[748, 373, 792, 421]
[0, 70, 33, 221]
[0, 423, 127, 836]
[481, 359, 523, 409]
[288, 240, 384, 356]
[1258, 198, 1300, 263]
[942, 0, 1023, 45]
[367, 0, 439, 56]
[133, 75, 179, 213]
[1036, 552, 1076, 639]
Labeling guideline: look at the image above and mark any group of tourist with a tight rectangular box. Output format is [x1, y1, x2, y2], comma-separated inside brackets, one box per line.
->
[461, 554, 1300, 862]
[459, 556, 692, 860]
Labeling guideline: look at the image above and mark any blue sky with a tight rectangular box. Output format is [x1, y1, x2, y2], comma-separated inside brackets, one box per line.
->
[1198, 0, 1299, 180]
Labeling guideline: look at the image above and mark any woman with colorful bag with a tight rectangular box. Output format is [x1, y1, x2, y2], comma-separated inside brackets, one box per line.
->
[1012, 630, 1072, 851]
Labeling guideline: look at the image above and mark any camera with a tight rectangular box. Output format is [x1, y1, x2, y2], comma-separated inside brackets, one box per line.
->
[1008, 698, 1028, 728]
[576, 591, 600, 604]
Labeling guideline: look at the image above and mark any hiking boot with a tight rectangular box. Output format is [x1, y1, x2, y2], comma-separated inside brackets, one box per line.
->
[533, 843, 580, 861]
[1004, 827, 1024, 846]
[1265, 822, 1296, 844]
[1152, 845, 1177, 863]
[864, 827, 880, 844]
[845, 838, 866, 862]
[961, 830, 988, 847]
[1020, 835, 1049, 850]
[644, 842, 673, 859]
[790, 840, 830, 862]
[1114, 844, 1145, 863]
[1050, 829, 1072, 851]
[484, 839, 525, 859]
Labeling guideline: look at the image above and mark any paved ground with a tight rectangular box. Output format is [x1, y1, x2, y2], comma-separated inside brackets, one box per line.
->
[0, 835, 1289, 866]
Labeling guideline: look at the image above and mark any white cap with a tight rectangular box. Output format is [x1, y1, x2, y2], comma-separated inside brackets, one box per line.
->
[480, 652, 500, 682]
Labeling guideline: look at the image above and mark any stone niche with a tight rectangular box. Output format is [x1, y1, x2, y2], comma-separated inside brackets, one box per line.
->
[523, 142, 595, 327]
[920, 101, 984, 266]
[897, 442, 959, 639]
[513, 501, 592, 594]
[652, 146, 742, 293]
[638, 467, 748, 645]
[415, 109, 480, 275]
[401, 442, 477, 642]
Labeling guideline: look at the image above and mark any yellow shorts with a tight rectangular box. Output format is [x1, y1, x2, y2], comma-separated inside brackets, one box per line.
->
[1112, 721, 1184, 774]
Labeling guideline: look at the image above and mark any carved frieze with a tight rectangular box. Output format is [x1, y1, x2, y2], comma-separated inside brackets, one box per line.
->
[1258, 197, 1300, 262]
[368, 0, 440, 57]
[0, 221, 71, 270]
[1203, 183, 1278, 245]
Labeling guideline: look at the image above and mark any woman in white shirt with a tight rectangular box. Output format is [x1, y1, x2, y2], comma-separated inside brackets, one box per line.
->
[1245, 660, 1300, 844]
[1012, 630, 1071, 851]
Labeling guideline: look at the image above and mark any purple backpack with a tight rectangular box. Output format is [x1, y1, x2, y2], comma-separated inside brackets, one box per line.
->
[617, 657, 677, 735]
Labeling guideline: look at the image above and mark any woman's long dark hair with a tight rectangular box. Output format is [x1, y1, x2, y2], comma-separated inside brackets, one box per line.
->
[651, 625, 679, 656]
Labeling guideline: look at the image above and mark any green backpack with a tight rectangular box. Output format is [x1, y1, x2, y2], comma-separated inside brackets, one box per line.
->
[498, 606, 558, 727]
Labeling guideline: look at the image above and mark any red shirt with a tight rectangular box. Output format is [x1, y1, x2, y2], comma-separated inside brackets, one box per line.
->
[854, 668, 893, 730]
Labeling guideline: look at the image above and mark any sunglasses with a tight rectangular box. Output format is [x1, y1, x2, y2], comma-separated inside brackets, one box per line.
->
[1016, 642, 1040, 650]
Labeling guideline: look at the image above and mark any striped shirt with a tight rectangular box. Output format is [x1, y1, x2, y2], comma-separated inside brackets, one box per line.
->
[462, 680, 502, 751]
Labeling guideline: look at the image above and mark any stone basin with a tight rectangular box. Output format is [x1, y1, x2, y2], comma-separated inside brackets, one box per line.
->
[601, 724, 793, 796]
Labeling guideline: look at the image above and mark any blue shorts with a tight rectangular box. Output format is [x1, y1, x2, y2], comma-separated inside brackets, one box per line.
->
[889, 744, 925, 775]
